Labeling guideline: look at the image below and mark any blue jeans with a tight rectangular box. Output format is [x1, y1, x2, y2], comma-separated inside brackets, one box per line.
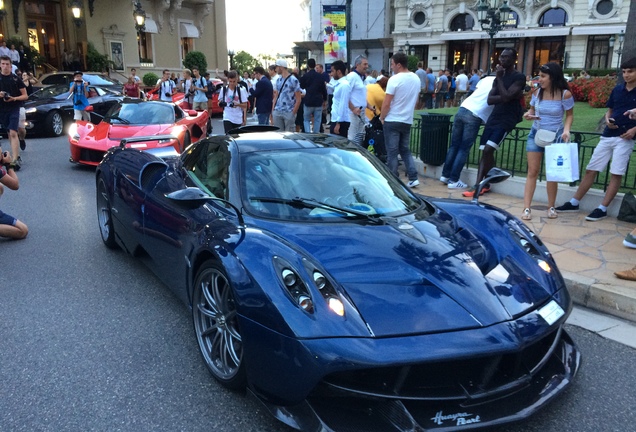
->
[257, 113, 270, 125]
[384, 121, 418, 181]
[303, 105, 323, 133]
[442, 107, 483, 182]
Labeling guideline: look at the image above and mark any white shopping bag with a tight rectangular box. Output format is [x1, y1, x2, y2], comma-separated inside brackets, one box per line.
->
[545, 143, 579, 183]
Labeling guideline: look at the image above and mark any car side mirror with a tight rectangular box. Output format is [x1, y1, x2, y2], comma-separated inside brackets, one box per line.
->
[165, 187, 214, 209]
[473, 168, 510, 203]
[85, 105, 94, 112]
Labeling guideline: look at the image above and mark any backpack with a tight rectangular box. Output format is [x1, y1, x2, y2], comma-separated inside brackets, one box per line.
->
[205, 79, 215, 99]
[221, 85, 243, 104]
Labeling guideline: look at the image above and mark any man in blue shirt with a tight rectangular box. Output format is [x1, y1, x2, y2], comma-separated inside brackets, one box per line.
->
[556, 57, 636, 221]
[424, 67, 436, 109]
[249, 66, 274, 125]
[466, 68, 481, 97]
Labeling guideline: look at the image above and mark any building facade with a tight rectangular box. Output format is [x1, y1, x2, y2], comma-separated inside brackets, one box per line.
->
[296, 0, 628, 76]
[394, 0, 628, 75]
[0, 0, 227, 79]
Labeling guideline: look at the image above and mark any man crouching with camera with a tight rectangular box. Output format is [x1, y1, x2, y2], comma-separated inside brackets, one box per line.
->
[0, 148, 28, 239]
[0, 55, 28, 170]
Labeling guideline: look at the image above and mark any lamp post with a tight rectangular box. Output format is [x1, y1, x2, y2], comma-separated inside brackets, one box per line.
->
[609, 30, 624, 76]
[404, 41, 414, 56]
[228, 49, 235, 70]
[0, 0, 7, 21]
[70, 0, 83, 27]
[133, 1, 146, 63]
[477, 0, 510, 72]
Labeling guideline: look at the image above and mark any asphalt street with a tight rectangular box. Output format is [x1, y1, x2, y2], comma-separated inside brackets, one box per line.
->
[0, 127, 634, 432]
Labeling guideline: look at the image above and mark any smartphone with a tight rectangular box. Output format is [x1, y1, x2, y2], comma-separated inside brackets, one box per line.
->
[608, 118, 616, 124]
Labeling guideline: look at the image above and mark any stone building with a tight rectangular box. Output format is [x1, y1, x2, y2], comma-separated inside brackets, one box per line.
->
[0, 0, 227, 79]
[296, 0, 629, 75]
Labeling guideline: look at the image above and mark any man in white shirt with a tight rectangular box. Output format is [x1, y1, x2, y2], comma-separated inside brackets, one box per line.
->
[380, 52, 421, 187]
[347, 55, 371, 144]
[328, 60, 351, 138]
[0, 42, 10, 58]
[455, 69, 469, 106]
[440, 75, 495, 189]
[155, 69, 176, 102]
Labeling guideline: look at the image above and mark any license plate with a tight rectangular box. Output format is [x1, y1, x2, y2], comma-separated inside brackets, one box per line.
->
[538, 300, 565, 325]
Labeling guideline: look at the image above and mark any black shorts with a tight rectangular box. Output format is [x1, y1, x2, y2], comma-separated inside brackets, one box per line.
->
[479, 125, 509, 150]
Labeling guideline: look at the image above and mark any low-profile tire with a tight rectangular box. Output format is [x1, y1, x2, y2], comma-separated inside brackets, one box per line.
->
[96, 177, 117, 249]
[45, 110, 64, 137]
[192, 261, 246, 390]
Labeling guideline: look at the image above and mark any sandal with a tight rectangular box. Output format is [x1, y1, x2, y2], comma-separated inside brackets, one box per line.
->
[547, 207, 558, 219]
[521, 208, 532, 220]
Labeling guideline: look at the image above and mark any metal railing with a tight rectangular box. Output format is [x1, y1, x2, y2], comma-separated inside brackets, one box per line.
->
[410, 118, 636, 192]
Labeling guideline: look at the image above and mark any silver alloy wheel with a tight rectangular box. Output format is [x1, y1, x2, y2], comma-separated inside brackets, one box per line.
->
[193, 264, 243, 385]
[96, 178, 116, 248]
[51, 112, 63, 136]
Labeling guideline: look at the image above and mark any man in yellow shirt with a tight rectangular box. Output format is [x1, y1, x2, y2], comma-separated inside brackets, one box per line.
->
[365, 75, 388, 120]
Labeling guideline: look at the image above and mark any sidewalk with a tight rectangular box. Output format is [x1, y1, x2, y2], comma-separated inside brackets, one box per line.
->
[411, 161, 636, 323]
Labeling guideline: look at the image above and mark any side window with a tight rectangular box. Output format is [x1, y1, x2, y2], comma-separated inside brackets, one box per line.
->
[185, 140, 231, 199]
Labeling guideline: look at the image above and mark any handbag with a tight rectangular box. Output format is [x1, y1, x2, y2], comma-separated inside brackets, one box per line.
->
[535, 128, 557, 147]
[545, 142, 579, 183]
[618, 191, 636, 223]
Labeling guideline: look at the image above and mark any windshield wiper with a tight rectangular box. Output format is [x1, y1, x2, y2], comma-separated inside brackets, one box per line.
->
[249, 196, 384, 224]
[107, 115, 130, 124]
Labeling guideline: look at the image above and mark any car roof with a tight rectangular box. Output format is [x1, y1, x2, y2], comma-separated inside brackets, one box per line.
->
[229, 131, 352, 153]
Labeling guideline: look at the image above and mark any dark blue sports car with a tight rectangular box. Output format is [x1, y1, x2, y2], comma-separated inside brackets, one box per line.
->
[95, 129, 580, 431]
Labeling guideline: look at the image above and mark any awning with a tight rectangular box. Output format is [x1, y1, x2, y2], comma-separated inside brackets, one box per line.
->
[440, 26, 571, 40]
[143, 18, 158, 34]
[180, 23, 200, 38]
[571, 25, 625, 36]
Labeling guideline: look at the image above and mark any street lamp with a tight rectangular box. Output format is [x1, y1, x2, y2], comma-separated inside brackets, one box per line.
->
[404, 41, 415, 56]
[133, 1, 146, 62]
[228, 49, 235, 70]
[609, 30, 624, 76]
[70, 0, 83, 27]
[477, 0, 510, 72]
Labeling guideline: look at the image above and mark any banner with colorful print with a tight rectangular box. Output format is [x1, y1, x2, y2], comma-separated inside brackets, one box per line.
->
[323, 5, 347, 63]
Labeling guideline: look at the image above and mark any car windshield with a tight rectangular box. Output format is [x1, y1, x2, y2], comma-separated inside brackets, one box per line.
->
[240, 147, 422, 221]
[107, 102, 175, 125]
[30, 85, 70, 100]
[85, 74, 121, 85]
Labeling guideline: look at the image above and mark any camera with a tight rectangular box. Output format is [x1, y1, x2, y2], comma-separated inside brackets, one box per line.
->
[165, 92, 172, 97]
[3, 94, 9, 101]
[218, 101, 227, 108]
[74, 79, 82, 83]
[228, 102, 235, 108]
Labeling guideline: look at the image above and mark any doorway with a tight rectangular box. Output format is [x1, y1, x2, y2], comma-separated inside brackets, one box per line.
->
[26, 1, 64, 70]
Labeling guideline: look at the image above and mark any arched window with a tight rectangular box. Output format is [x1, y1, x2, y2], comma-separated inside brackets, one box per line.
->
[450, 14, 474, 32]
[539, 8, 567, 27]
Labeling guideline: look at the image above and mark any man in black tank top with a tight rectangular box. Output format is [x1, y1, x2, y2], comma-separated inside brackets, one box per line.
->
[463, 48, 525, 198]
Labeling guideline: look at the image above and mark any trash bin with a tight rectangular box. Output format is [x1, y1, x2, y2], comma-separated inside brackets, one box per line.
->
[419, 113, 452, 166]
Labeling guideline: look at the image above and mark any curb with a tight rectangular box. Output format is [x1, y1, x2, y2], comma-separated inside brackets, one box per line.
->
[559, 274, 636, 323]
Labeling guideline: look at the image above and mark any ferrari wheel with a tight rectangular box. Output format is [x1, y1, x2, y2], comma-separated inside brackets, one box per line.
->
[97, 177, 117, 249]
[192, 261, 245, 389]
[45, 110, 64, 137]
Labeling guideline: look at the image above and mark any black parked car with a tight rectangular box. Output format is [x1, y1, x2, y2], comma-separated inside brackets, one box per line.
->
[35, 72, 124, 94]
[24, 84, 125, 137]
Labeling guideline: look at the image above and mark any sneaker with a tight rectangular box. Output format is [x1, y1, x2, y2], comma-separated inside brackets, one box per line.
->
[615, 267, 636, 281]
[547, 207, 558, 219]
[623, 233, 636, 249]
[461, 186, 490, 197]
[585, 208, 607, 221]
[439, 176, 450, 184]
[407, 179, 420, 188]
[19, 139, 26, 150]
[521, 208, 532, 220]
[447, 180, 467, 189]
[555, 202, 579, 212]
[13, 156, 21, 171]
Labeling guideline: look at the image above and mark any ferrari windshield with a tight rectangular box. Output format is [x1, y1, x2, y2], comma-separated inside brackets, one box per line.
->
[107, 102, 175, 125]
[241, 147, 422, 220]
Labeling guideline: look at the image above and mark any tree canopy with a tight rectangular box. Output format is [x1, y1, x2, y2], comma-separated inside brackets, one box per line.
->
[232, 51, 262, 74]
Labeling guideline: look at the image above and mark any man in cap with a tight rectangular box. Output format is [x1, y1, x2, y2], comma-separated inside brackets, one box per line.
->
[271, 59, 301, 132]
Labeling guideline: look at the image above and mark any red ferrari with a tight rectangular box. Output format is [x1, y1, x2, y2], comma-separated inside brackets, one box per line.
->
[68, 99, 211, 166]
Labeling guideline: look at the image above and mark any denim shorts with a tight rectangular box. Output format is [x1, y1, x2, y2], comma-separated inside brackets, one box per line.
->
[0, 209, 17, 226]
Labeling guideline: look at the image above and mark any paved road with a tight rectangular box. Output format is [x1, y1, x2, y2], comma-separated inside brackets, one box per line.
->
[0, 133, 634, 432]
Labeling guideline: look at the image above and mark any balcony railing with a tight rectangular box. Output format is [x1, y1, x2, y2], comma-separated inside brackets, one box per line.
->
[410, 118, 636, 192]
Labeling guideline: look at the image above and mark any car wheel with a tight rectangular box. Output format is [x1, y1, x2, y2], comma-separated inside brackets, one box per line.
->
[96, 177, 117, 249]
[192, 261, 245, 389]
[45, 110, 64, 137]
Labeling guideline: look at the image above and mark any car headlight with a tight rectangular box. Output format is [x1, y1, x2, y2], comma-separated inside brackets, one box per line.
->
[508, 222, 551, 273]
[25, 107, 37, 114]
[68, 123, 79, 141]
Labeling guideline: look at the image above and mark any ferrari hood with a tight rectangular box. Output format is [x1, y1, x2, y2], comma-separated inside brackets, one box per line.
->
[106, 124, 175, 140]
[259, 212, 555, 337]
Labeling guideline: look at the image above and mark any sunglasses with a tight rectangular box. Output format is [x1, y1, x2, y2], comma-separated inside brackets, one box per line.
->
[539, 64, 550, 73]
